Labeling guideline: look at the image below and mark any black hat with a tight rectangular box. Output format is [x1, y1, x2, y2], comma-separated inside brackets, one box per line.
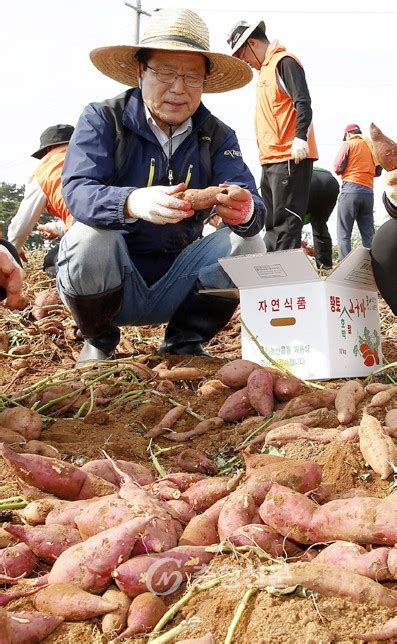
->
[31, 124, 75, 159]
[227, 19, 266, 55]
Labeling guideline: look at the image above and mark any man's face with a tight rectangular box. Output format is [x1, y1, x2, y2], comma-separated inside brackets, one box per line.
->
[139, 50, 206, 132]
[235, 40, 261, 71]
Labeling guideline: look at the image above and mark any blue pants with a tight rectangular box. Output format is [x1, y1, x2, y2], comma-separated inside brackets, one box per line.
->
[337, 189, 374, 260]
[56, 223, 266, 326]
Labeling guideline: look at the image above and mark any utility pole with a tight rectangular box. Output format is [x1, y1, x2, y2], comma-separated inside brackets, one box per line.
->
[124, 1, 152, 42]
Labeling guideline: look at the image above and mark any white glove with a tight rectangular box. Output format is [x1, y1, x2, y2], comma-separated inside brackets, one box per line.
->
[385, 169, 397, 207]
[126, 183, 194, 225]
[291, 137, 309, 164]
[37, 220, 65, 240]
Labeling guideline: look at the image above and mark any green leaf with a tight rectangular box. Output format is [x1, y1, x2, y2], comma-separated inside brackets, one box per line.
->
[261, 445, 286, 456]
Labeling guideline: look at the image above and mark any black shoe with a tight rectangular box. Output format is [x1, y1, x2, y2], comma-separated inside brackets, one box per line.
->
[159, 281, 238, 356]
[64, 286, 123, 366]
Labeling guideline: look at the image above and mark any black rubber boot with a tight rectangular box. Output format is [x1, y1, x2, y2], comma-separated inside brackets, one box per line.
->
[159, 282, 238, 356]
[64, 286, 123, 366]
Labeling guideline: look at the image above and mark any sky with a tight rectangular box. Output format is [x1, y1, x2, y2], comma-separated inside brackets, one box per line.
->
[1, 0, 396, 241]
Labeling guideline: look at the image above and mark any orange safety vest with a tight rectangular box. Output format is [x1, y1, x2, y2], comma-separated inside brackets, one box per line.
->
[255, 42, 318, 165]
[341, 135, 377, 189]
[34, 144, 73, 229]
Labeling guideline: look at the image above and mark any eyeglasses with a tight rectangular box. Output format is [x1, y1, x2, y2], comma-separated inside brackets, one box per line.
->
[145, 65, 205, 88]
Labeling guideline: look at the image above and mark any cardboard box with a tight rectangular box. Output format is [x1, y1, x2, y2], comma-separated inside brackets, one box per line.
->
[218, 247, 382, 380]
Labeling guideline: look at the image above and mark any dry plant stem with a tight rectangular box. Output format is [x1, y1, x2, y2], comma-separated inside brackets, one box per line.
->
[148, 439, 167, 478]
[224, 587, 258, 644]
[151, 392, 204, 421]
[238, 417, 274, 449]
[0, 350, 50, 359]
[151, 578, 221, 634]
[240, 319, 324, 390]
[149, 618, 200, 644]
[0, 495, 27, 510]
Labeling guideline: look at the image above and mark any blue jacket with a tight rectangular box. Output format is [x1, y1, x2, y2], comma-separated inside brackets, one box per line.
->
[62, 89, 265, 282]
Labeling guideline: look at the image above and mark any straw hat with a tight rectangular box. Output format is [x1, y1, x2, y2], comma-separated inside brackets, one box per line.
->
[90, 8, 252, 93]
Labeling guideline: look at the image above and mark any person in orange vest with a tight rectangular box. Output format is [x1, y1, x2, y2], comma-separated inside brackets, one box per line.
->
[7, 124, 74, 269]
[334, 123, 382, 260]
[227, 19, 318, 252]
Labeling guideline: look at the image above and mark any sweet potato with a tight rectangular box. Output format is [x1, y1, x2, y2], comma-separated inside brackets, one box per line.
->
[145, 405, 186, 439]
[370, 122, 397, 171]
[217, 387, 255, 422]
[4, 523, 82, 564]
[197, 379, 229, 397]
[0, 407, 42, 441]
[177, 186, 228, 210]
[365, 382, 393, 395]
[161, 473, 207, 492]
[32, 288, 61, 320]
[20, 498, 62, 525]
[315, 541, 391, 580]
[385, 408, 397, 431]
[247, 369, 274, 417]
[0, 543, 38, 582]
[0, 528, 17, 549]
[176, 448, 217, 475]
[256, 561, 397, 606]
[260, 483, 397, 545]
[244, 455, 322, 497]
[359, 411, 397, 479]
[216, 359, 260, 388]
[113, 545, 215, 597]
[353, 616, 397, 641]
[1, 444, 117, 500]
[181, 473, 242, 513]
[264, 424, 340, 446]
[273, 374, 302, 402]
[101, 586, 132, 637]
[368, 386, 397, 408]
[22, 440, 60, 458]
[276, 390, 337, 421]
[80, 458, 154, 486]
[335, 380, 365, 425]
[166, 499, 196, 525]
[218, 491, 256, 541]
[0, 427, 26, 445]
[164, 417, 224, 442]
[45, 497, 101, 527]
[8, 610, 63, 642]
[179, 498, 226, 546]
[47, 516, 152, 592]
[229, 524, 301, 558]
[33, 582, 119, 620]
[117, 592, 167, 639]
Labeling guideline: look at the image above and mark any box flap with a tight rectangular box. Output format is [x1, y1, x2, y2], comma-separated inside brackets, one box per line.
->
[198, 288, 240, 300]
[219, 249, 320, 288]
[326, 247, 377, 289]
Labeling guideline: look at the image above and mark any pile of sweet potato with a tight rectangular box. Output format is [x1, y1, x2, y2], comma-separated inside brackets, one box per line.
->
[4, 354, 397, 641]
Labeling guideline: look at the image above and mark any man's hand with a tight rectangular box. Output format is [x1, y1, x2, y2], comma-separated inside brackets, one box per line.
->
[385, 169, 397, 207]
[37, 222, 62, 240]
[291, 137, 309, 164]
[0, 246, 25, 309]
[126, 183, 194, 225]
[19, 249, 28, 263]
[215, 184, 254, 226]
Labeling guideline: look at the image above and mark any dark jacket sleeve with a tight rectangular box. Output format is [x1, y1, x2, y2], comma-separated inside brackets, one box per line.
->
[210, 129, 266, 237]
[383, 192, 397, 218]
[61, 104, 133, 229]
[277, 57, 313, 141]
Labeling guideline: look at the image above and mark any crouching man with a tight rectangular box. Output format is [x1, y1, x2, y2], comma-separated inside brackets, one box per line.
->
[58, 9, 267, 365]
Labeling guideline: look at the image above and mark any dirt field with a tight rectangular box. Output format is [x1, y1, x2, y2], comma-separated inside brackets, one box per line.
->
[1, 252, 397, 643]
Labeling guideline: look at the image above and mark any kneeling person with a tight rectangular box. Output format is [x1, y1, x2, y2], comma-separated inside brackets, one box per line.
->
[58, 9, 267, 364]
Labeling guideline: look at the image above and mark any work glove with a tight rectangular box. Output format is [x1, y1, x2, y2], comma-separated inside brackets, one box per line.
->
[37, 221, 65, 240]
[215, 184, 255, 226]
[126, 183, 194, 225]
[291, 137, 309, 164]
[385, 169, 397, 207]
